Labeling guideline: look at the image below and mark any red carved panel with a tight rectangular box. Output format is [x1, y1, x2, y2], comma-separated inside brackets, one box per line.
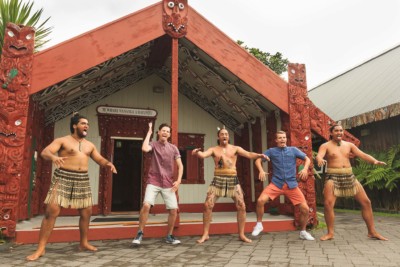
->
[38, 123, 54, 214]
[0, 23, 35, 237]
[178, 133, 205, 184]
[162, 0, 188, 38]
[281, 112, 291, 144]
[309, 101, 330, 141]
[18, 97, 34, 219]
[234, 124, 252, 211]
[309, 98, 360, 146]
[287, 63, 317, 227]
[29, 106, 46, 216]
[265, 112, 279, 211]
[97, 113, 156, 215]
[171, 38, 179, 144]
[251, 118, 263, 210]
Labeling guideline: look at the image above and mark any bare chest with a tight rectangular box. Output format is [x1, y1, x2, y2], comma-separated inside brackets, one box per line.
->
[60, 141, 91, 156]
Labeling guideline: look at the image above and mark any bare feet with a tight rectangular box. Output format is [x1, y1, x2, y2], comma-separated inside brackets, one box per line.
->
[196, 235, 209, 243]
[79, 243, 98, 251]
[320, 233, 334, 241]
[239, 235, 252, 243]
[26, 250, 45, 261]
[368, 233, 388, 241]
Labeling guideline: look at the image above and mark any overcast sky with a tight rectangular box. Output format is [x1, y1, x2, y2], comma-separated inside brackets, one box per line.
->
[32, 0, 400, 89]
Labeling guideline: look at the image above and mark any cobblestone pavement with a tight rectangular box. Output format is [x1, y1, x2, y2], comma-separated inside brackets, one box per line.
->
[1, 211, 399, 267]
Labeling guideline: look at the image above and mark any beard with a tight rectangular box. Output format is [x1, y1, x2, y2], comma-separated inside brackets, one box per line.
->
[76, 129, 87, 138]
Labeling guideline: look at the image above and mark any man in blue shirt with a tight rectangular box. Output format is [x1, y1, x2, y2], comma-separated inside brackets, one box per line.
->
[252, 131, 314, 240]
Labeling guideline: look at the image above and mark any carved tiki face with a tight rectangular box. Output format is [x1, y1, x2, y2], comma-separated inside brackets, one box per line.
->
[2, 23, 35, 58]
[162, 0, 188, 38]
[288, 63, 307, 88]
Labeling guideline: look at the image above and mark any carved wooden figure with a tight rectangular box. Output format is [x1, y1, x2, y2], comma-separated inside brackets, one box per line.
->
[0, 23, 35, 237]
[287, 63, 317, 227]
[162, 0, 188, 38]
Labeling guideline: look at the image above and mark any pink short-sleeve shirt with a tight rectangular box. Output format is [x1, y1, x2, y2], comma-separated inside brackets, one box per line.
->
[146, 141, 181, 188]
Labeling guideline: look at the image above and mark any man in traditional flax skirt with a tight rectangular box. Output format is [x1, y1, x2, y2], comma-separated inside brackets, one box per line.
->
[192, 127, 266, 243]
[27, 113, 117, 261]
[251, 131, 315, 241]
[316, 124, 388, 241]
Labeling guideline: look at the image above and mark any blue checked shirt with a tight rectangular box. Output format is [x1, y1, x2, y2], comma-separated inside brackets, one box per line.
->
[263, 146, 306, 189]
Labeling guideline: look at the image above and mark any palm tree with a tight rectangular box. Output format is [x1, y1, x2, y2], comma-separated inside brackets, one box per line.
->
[0, 0, 52, 55]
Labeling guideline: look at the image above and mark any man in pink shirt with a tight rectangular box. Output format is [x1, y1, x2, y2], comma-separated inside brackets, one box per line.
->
[132, 122, 183, 245]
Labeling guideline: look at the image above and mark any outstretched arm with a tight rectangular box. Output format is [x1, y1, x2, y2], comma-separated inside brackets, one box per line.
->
[236, 146, 266, 160]
[350, 143, 386, 165]
[192, 147, 214, 159]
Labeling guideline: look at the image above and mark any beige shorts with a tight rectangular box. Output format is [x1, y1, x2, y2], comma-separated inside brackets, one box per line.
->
[143, 184, 178, 210]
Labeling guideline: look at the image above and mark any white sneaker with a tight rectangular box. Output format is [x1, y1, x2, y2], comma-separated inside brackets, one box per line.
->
[132, 230, 143, 245]
[166, 235, 181, 245]
[299, 230, 315, 241]
[251, 224, 264, 236]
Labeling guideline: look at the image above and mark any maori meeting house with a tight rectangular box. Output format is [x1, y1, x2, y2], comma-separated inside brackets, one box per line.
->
[0, 0, 359, 242]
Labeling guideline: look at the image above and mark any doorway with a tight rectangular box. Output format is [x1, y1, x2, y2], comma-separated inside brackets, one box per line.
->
[111, 138, 142, 212]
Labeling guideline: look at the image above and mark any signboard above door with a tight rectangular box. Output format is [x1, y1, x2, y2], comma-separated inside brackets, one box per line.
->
[97, 105, 157, 117]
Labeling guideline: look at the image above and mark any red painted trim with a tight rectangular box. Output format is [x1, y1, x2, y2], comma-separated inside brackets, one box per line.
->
[234, 124, 253, 211]
[150, 203, 238, 214]
[171, 38, 179, 145]
[31, 3, 164, 94]
[251, 118, 263, 211]
[30, 3, 289, 115]
[15, 219, 295, 244]
[171, 37, 179, 225]
[33, 203, 237, 216]
[186, 8, 288, 113]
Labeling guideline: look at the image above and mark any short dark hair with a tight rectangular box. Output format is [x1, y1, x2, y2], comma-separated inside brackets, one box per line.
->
[329, 124, 342, 133]
[158, 123, 171, 132]
[217, 128, 227, 136]
[217, 128, 229, 145]
[70, 113, 87, 133]
[329, 124, 342, 139]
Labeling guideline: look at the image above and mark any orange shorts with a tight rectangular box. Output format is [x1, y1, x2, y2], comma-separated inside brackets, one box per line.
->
[262, 183, 306, 206]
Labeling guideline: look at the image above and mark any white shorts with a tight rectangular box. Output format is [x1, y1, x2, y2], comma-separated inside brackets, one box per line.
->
[143, 184, 178, 210]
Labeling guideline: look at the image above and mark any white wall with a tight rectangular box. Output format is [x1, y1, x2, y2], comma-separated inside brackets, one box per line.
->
[54, 74, 238, 205]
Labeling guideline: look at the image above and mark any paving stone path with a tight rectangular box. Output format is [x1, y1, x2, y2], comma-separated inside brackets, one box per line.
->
[1, 211, 399, 266]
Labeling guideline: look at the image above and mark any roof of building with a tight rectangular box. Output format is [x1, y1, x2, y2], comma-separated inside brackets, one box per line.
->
[30, 2, 288, 133]
[308, 44, 400, 128]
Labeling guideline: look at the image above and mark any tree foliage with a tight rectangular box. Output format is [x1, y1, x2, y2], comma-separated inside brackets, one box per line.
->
[237, 40, 289, 75]
[0, 0, 52, 54]
[353, 145, 400, 191]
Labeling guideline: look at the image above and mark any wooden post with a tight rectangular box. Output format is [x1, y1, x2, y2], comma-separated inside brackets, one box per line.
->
[171, 38, 179, 145]
[171, 38, 180, 226]
[0, 23, 35, 237]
